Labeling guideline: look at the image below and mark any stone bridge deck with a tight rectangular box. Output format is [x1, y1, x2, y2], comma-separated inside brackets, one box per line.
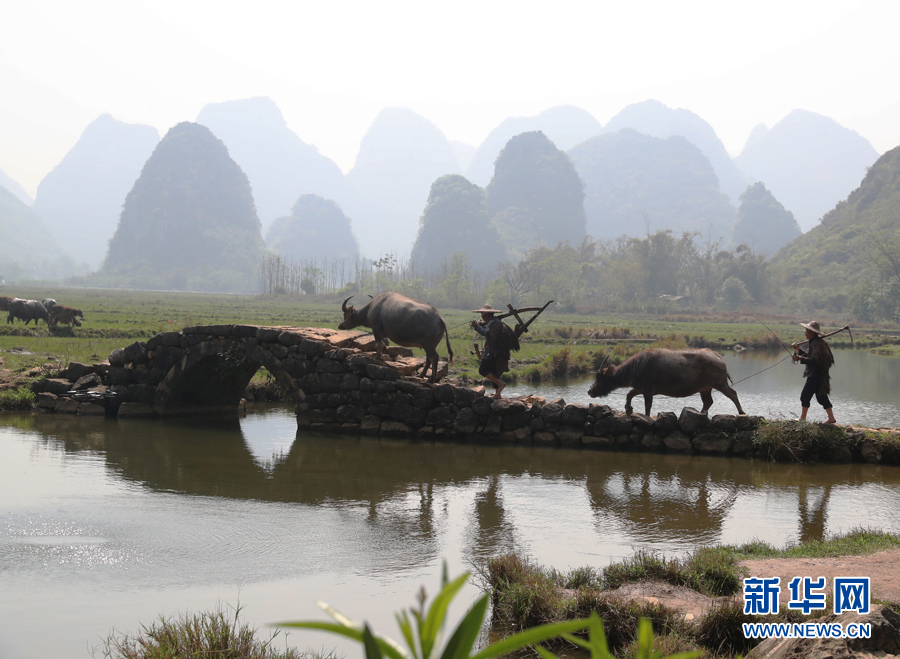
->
[29, 324, 899, 465]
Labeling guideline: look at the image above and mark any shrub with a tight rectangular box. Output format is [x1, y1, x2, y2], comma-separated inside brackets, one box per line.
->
[0, 386, 36, 411]
[95, 606, 308, 659]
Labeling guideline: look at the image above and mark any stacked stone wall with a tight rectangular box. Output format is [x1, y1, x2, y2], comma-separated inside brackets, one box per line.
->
[28, 324, 897, 464]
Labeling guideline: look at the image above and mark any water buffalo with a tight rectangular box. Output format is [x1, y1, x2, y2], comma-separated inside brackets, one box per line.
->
[588, 348, 745, 416]
[0, 295, 17, 311]
[339, 291, 454, 382]
[7, 298, 51, 325]
[49, 304, 84, 327]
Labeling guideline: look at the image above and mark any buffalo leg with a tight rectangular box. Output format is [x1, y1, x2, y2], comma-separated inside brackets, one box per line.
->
[624, 389, 640, 416]
[374, 336, 384, 361]
[699, 389, 714, 413]
[643, 394, 655, 416]
[716, 384, 745, 415]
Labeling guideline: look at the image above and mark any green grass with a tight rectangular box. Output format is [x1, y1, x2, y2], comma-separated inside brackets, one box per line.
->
[727, 527, 900, 560]
[2, 286, 898, 390]
[0, 386, 36, 411]
[94, 605, 320, 659]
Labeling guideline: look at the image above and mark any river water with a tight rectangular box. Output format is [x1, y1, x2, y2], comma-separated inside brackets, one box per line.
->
[1, 350, 899, 657]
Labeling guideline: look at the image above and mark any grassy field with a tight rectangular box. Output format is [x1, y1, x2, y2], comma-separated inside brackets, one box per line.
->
[2, 286, 898, 383]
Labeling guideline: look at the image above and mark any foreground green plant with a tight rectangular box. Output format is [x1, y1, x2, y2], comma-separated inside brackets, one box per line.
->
[277, 566, 697, 659]
[96, 605, 308, 659]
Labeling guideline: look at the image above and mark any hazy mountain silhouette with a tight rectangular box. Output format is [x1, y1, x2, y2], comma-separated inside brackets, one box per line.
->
[730, 182, 801, 258]
[103, 122, 265, 293]
[569, 129, 736, 242]
[768, 143, 900, 301]
[486, 131, 586, 261]
[31, 114, 160, 271]
[411, 174, 506, 274]
[0, 184, 78, 281]
[266, 194, 359, 263]
[603, 99, 750, 202]
[466, 105, 602, 186]
[0, 168, 32, 206]
[343, 107, 461, 259]
[196, 97, 345, 232]
[735, 109, 879, 232]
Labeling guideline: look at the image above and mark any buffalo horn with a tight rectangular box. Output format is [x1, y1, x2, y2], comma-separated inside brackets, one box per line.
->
[599, 355, 610, 371]
[341, 296, 354, 313]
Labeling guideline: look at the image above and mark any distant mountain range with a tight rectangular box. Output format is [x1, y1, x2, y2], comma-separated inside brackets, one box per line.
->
[465, 105, 603, 187]
[0, 167, 32, 206]
[735, 109, 879, 232]
[768, 143, 900, 300]
[0, 183, 78, 281]
[31, 114, 160, 271]
[103, 122, 265, 293]
[196, 97, 345, 233]
[3, 97, 888, 286]
[342, 107, 462, 259]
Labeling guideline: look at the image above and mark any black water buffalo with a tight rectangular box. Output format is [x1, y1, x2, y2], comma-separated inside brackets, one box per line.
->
[0, 295, 16, 311]
[339, 291, 454, 382]
[588, 348, 745, 416]
[7, 298, 51, 325]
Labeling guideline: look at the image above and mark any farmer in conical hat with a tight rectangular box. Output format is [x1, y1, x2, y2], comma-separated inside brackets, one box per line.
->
[470, 305, 507, 399]
[791, 320, 837, 424]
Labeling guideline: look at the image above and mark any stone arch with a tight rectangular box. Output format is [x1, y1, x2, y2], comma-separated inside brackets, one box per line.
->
[152, 338, 304, 416]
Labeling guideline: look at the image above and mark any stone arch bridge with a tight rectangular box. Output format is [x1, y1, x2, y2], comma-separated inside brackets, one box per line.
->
[31, 324, 893, 464]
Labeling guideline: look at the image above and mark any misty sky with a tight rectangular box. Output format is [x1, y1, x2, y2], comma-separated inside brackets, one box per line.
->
[2, 0, 899, 197]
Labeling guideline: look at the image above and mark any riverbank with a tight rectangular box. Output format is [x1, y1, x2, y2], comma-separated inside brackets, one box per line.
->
[484, 529, 900, 658]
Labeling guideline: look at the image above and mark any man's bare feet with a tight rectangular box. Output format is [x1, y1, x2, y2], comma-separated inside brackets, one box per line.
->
[494, 382, 505, 399]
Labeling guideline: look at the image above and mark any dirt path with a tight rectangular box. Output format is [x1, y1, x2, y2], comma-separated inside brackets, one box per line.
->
[609, 548, 900, 620]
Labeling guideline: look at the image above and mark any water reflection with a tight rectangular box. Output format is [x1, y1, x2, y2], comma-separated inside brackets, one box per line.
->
[4, 407, 900, 658]
[13, 407, 900, 554]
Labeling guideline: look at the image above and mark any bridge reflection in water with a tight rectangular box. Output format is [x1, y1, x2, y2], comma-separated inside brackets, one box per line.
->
[5, 405, 900, 659]
[18, 406, 900, 554]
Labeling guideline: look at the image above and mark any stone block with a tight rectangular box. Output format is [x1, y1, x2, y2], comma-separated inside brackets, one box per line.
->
[256, 328, 281, 343]
[108, 348, 127, 367]
[381, 421, 413, 437]
[556, 427, 583, 447]
[56, 398, 80, 414]
[678, 407, 710, 435]
[472, 396, 493, 416]
[692, 432, 733, 453]
[78, 403, 106, 416]
[66, 362, 93, 382]
[35, 392, 58, 409]
[433, 383, 455, 404]
[562, 404, 589, 427]
[453, 408, 478, 433]
[122, 342, 148, 364]
[425, 406, 454, 428]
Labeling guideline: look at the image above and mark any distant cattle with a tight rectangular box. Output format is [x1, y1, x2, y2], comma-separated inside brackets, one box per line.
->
[49, 305, 85, 327]
[42, 298, 57, 313]
[7, 298, 51, 325]
[0, 295, 17, 311]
